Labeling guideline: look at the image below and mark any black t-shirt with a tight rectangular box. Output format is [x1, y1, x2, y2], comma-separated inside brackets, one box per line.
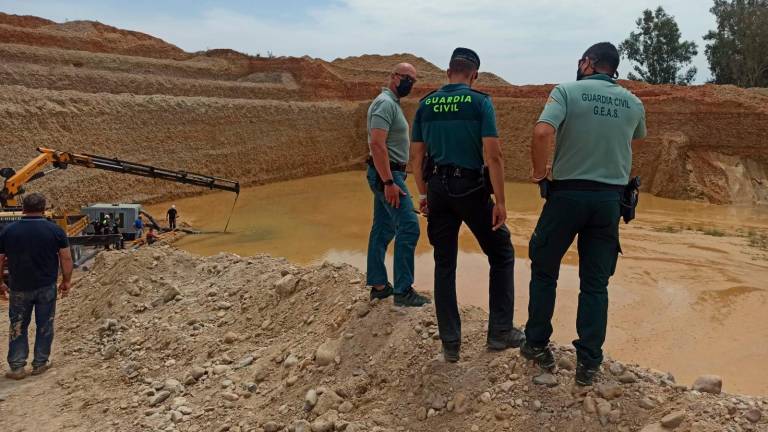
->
[0, 216, 69, 291]
[167, 208, 178, 220]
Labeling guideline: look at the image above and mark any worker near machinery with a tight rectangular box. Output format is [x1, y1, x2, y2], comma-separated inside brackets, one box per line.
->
[411, 48, 523, 362]
[521, 42, 646, 386]
[102, 215, 114, 250]
[146, 227, 158, 245]
[134, 216, 144, 239]
[166, 205, 178, 230]
[364, 62, 430, 307]
[0, 193, 73, 380]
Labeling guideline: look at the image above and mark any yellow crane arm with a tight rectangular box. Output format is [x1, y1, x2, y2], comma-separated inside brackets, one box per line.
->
[1, 147, 239, 209]
[0, 148, 94, 207]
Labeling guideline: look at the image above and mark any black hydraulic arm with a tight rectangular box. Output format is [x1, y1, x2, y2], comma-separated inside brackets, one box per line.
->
[81, 152, 240, 194]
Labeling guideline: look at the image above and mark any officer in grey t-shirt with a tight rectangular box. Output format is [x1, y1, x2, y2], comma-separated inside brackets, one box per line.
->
[365, 63, 430, 307]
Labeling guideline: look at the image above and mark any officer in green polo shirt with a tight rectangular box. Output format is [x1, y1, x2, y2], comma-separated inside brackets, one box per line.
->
[412, 48, 524, 363]
[365, 62, 430, 307]
[521, 42, 647, 386]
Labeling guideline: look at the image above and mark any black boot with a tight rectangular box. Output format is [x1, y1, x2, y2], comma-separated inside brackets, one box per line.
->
[487, 327, 526, 351]
[369, 282, 393, 300]
[575, 362, 600, 386]
[394, 288, 431, 307]
[520, 341, 556, 372]
[442, 341, 460, 363]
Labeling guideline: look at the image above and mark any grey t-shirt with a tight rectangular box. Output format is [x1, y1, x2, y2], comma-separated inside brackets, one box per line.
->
[367, 88, 410, 164]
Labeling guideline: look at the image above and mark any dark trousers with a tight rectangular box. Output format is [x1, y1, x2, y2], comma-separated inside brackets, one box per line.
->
[426, 174, 515, 344]
[169, 218, 177, 230]
[7, 284, 58, 369]
[524, 190, 622, 368]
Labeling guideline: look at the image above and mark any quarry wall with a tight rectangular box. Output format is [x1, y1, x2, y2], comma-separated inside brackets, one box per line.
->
[1, 12, 767, 208]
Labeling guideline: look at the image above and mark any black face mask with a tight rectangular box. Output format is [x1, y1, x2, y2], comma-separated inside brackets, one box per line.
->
[395, 77, 414, 97]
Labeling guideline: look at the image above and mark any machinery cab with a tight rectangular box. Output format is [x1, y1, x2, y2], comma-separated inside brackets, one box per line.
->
[81, 203, 143, 240]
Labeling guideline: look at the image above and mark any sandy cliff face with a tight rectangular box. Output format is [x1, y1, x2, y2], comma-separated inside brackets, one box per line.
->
[0, 12, 766, 208]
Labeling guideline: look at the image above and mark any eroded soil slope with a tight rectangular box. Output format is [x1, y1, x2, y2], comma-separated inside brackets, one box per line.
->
[1, 12, 767, 207]
[0, 247, 765, 432]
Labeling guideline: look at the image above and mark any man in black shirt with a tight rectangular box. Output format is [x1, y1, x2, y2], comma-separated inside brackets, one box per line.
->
[167, 205, 178, 230]
[0, 193, 73, 379]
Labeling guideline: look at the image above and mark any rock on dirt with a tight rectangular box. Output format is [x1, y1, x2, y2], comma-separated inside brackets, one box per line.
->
[148, 391, 171, 407]
[744, 408, 762, 423]
[315, 338, 341, 366]
[692, 375, 723, 394]
[274, 274, 298, 297]
[660, 411, 685, 429]
[533, 373, 558, 387]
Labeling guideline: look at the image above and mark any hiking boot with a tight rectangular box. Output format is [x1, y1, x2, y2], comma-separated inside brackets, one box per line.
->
[5, 367, 27, 380]
[487, 327, 526, 351]
[442, 342, 460, 363]
[369, 282, 393, 300]
[31, 361, 53, 376]
[575, 362, 600, 386]
[520, 341, 556, 372]
[394, 288, 431, 307]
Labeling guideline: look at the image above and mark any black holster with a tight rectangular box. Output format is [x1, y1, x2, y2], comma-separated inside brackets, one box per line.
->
[621, 176, 641, 224]
[538, 179, 550, 199]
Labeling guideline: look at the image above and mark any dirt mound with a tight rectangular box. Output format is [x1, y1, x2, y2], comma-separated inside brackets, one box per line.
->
[328, 53, 510, 87]
[0, 12, 187, 59]
[0, 12, 54, 28]
[2, 247, 765, 431]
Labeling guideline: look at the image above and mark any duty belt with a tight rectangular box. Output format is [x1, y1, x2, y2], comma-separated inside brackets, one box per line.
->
[549, 179, 625, 193]
[433, 164, 482, 179]
[366, 156, 407, 172]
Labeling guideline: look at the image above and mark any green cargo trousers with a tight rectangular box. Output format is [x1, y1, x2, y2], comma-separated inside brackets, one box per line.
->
[524, 190, 622, 368]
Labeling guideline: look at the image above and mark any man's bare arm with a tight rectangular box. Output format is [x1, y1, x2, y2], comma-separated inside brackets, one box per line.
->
[483, 137, 508, 230]
[370, 128, 406, 208]
[531, 123, 555, 181]
[483, 137, 506, 206]
[370, 128, 394, 182]
[411, 141, 427, 196]
[59, 247, 73, 282]
[58, 247, 73, 297]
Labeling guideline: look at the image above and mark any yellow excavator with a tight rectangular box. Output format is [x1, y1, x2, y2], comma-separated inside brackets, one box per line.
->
[1, 147, 240, 236]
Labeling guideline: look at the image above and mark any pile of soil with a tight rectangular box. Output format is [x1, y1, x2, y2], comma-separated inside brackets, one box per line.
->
[1, 247, 764, 432]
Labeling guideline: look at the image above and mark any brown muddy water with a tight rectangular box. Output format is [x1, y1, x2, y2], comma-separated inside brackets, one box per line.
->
[147, 171, 768, 395]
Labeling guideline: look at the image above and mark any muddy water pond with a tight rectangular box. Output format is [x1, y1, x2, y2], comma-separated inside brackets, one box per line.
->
[148, 171, 768, 395]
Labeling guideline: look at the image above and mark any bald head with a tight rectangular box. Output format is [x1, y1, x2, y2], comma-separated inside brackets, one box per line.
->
[393, 62, 417, 77]
[388, 62, 417, 98]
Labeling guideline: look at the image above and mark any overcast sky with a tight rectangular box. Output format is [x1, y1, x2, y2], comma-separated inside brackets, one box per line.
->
[0, 0, 718, 84]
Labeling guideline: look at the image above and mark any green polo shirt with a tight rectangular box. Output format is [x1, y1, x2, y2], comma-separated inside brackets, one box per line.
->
[538, 74, 647, 186]
[367, 88, 410, 165]
[412, 83, 498, 170]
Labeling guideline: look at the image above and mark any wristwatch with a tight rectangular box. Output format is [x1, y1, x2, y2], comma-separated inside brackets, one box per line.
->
[383, 179, 394, 186]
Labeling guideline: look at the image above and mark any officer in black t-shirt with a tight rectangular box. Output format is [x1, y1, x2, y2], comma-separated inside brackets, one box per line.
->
[0, 193, 73, 379]
[167, 205, 178, 230]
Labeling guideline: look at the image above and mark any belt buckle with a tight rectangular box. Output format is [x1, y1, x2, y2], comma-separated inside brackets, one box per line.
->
[453, 167, 461, 177]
